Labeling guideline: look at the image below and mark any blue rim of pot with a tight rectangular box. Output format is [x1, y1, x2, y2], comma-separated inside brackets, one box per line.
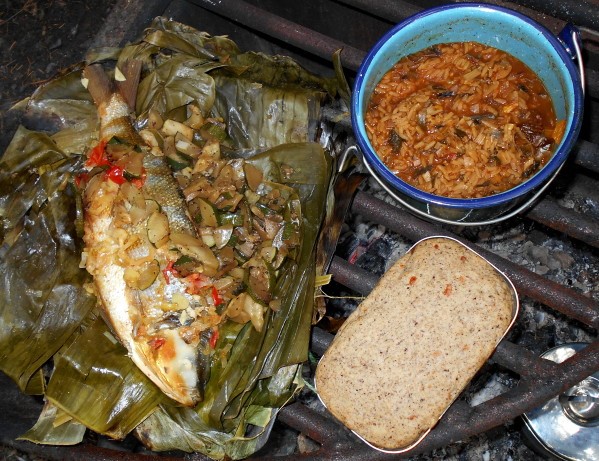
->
[351, 2, 584, 211]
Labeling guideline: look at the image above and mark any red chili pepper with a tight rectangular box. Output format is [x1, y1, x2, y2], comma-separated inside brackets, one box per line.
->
[74, 172, 89, 188]
[162, 260, 178, 284]
[105, 165, 126, 185]
[85, 139, 110, 168]
[185, 273, 210, 295]
[211, 286, 223, 306]
[209, 328, 219, 349]
[148, 337, 166, 350]
[131, 169, 147, 188]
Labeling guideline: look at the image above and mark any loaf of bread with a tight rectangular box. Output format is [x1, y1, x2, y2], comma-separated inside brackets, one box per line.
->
[315, 237, 516, 451]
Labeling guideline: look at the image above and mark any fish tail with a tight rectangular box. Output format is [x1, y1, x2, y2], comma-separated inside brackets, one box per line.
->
[83, 64, 114, 109]
[116, 60, 143, 112]
[83, 61, 144, 145]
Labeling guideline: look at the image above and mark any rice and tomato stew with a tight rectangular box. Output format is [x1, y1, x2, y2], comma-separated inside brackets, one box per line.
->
[364, 41, 566, 199]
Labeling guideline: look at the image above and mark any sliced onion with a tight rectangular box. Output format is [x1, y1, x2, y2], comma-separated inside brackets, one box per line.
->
[213, 276, 234, 291]
[135, 259, 160, 290]
[244, 295, 265, 332]
[199, 227, 216, 247]
[147, 211, 170, 245]
[243, 163, 263, 192]
[120, 181, 146, 209]
[213, 225, 233, 249]
[162, 119, 194, 141]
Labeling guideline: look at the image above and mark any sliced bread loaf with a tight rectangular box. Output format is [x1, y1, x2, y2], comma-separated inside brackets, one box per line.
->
[315, 237, 516, 451]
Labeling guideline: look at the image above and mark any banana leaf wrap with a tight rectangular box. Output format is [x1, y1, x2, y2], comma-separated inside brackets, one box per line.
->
[0, 127, 96, 393]
[0, 16, 338, 459]
[19, 401, 87, 446]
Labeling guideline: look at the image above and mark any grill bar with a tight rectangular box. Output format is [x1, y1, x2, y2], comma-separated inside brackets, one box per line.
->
[336, 0, 421, 23]
[491, 341, 560, 377]
[2, 0, 598, 460]
[189, 0, 365, 70]
[572, 139, 599, 173]
[276, 339, 599, 460]
[350, 191, 599, 330]
[508, 0, 599, 30]
[525, 197, 599, 248]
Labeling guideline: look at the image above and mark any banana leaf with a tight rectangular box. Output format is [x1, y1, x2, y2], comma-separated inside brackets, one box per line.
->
[18, 402, 86, 445]
[136, 365, 301, 460]
[135, 55, 223, 119]
[45, 314, 166, 439]
[0, 127, 95, 393]
[212, 75, 322, 150]
[118, 17, 241, 66]
[0, 16, 339, 458]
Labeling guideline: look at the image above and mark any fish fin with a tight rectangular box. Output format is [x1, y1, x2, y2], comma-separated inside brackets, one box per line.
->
[83, 64, 113, 108]
[116, 60, 143, 112]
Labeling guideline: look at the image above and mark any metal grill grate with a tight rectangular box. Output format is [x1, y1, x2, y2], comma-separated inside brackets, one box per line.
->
[1, 0, 598, 459]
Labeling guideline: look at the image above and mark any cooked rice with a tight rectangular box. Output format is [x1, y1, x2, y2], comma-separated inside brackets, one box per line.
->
[365, 42, 565, 199]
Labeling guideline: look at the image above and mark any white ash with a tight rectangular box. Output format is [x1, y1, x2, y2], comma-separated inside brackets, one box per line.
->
[470, 374, 512, 407]
[319, 174, 597, 460]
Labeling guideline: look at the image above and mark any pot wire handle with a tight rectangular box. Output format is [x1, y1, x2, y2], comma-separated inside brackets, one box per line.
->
[350, 144, 565, 227]
[558, 23, 586, 96]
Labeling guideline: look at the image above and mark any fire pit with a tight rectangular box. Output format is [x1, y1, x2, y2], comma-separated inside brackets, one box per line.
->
[1, 0, 598, 460]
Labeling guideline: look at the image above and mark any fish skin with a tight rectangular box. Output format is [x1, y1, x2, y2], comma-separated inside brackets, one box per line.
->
[81, 63, 202, 407]
[142, 154, 197, 235]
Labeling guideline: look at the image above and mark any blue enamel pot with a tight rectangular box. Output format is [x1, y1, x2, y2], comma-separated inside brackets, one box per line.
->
[351, 3, 585, 226]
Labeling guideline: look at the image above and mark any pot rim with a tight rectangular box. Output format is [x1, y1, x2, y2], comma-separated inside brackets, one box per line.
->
[351, 2, 584, 210]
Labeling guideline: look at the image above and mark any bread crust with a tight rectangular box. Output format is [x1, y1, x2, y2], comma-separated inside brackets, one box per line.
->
[315, 237, 517, 451]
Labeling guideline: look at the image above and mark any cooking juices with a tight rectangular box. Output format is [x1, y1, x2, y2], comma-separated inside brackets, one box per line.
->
[364, 41, 564, 199]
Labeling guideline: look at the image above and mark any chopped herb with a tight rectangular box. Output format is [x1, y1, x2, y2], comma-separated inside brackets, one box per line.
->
[488, 155, 500, 166]
[174, 255, 195, 267]
[455, 128, 467, 139]
[522, 161, 541, 178]
[388, 129, 405, 153]
[412, 165, 432, 178]
[471, 113, 496, 124]
[436, 90, 455, 98]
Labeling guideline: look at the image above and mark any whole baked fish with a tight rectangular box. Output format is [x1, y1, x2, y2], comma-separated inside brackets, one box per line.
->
[81, 62, 210, 406]
[81, 61, 305, 409]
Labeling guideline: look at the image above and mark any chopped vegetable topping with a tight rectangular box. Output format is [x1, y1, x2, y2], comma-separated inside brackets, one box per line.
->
[107, 106, 303, 349]
[162, 260, 178, 284]
[211, 286, 223, 307]
[209, 328, 219, 348]
[86, 139, 110, 167]
[106, 165, 126, 185]
[148, 337, 166, 350]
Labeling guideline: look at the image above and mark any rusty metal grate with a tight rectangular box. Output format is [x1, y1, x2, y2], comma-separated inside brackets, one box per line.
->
[1, 0, 598, 459]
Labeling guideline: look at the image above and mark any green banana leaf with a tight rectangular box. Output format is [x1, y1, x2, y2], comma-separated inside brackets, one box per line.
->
[130, 143, 331, 460]
[0, 127, 95, 392]
[18, 402, 87, 446]
[136, 56, 223, 119]
[118, 16, 241, 66]
[0, 16, 339, 459]
[136, 365, 301, 460]
[46, 314, 167, 438]
[212, 75, 322, 150]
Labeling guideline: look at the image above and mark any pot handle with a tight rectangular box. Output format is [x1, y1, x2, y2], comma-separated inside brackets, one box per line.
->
[558, 23, 586, 96]
[348, 144, 563, 227]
